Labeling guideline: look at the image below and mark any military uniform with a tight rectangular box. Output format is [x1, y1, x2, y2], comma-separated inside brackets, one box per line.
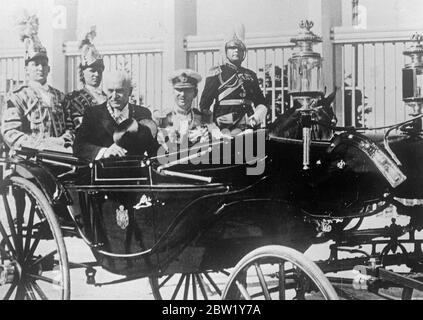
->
[200, 63, 266, 130]
[1, 83, 68, 150]
[156, 69, 221, 148]
[157, 108, 208, 146]
[199, 23, 268, 132]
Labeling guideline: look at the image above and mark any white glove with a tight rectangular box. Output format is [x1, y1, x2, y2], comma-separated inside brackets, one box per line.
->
[248, 104, 268, 127]
[216, 113, 234, 125]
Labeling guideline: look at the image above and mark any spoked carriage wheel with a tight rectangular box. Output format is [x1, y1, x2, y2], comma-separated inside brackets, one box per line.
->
[149, 270, 230, 300]
[0, 176, 70, 300]
[222, 245, 338, 300]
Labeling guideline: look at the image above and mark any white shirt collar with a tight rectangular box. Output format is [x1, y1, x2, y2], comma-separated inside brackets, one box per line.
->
[116, 103, 129, 115]
[107, 102, 130, 124]
[28, 80, 49, 91]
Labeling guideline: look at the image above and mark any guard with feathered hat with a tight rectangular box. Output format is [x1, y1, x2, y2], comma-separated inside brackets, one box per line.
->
[199, 23, 268, 135]
[1, 11, 72, 152]
[64, 26, 107, 132]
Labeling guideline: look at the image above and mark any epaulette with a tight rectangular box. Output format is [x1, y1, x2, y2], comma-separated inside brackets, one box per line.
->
[207, 66, 222, 77]
[240, 66, 256, 76]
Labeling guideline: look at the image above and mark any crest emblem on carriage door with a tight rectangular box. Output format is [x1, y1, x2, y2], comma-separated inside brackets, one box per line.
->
[133, 194, 152, 210]
[116, 205, 129, 230]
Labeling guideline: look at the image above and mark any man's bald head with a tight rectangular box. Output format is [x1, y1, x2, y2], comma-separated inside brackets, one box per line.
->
[104, 71, 134, 111]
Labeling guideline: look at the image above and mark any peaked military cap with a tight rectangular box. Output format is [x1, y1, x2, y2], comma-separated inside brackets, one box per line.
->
[169, 69, 202, 89]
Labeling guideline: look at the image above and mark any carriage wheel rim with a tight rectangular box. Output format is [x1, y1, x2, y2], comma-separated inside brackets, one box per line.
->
[0, 176, 70, 300]
[222, 245, 338, 300]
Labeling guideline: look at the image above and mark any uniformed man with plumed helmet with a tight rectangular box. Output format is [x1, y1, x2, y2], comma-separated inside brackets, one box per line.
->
[64, 26, 107, 132]
[199, 23, 268, 135]
[1, 11, 72, 152]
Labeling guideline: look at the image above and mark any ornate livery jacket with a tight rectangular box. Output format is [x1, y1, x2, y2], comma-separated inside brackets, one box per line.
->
[64, 87, 107, 131]
[1, 84, 68, 150]
[199, 63, 266, 123]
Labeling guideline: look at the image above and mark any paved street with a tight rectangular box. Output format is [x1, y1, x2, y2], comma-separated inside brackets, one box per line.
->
[65, 212, 420, 300]
[0, 188, 419, 300]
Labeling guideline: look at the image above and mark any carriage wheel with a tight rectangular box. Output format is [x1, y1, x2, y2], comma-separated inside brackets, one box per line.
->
[149, 270, 230, 300]
[0, 176, 70, 300]
[222, 245, 338, 300]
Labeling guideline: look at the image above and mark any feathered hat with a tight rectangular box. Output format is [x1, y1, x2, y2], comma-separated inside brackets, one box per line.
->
[222, 23, 247, 62]
[79, 26, 104, 69]
[16, 11, 48, 65]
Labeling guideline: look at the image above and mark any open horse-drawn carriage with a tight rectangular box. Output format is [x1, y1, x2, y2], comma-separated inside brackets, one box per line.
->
[0, 109, 423, 300]
[0, 22, 423, 301]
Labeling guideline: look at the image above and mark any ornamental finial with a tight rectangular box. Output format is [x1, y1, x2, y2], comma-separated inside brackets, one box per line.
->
[412, 33, 423, 44]
[299, 20, 314, 32]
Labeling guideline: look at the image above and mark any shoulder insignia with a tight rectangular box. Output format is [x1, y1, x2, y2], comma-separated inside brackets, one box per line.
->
[241, 66, 256, 76]
[208, 66, 222, 77]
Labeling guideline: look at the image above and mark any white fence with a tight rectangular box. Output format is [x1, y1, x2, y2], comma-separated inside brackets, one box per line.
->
[332, 27, 423, 128]
[0, 48, 25, 131]
[63, 39, 164, 109]
[2, 28, 423, 129]
[0, 48, 25, 99]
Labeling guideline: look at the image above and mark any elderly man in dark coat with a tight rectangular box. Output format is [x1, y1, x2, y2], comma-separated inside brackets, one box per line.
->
[73, 71, 158, 161]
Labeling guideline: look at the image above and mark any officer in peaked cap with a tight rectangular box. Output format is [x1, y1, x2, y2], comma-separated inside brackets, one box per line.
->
[64, 26, 107, 133]
[199, 23, 268, 135]
[1, 11, 72, 152]
[155, 69, 221, 147]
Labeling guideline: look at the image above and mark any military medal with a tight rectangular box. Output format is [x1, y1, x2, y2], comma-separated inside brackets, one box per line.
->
[239, 85, 247, 98]
[116, 205, 129, 230]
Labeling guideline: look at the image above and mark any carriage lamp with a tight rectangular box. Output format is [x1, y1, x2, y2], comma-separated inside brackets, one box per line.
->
[403, 33, 423, 132]
[288, 20, 325, 170]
